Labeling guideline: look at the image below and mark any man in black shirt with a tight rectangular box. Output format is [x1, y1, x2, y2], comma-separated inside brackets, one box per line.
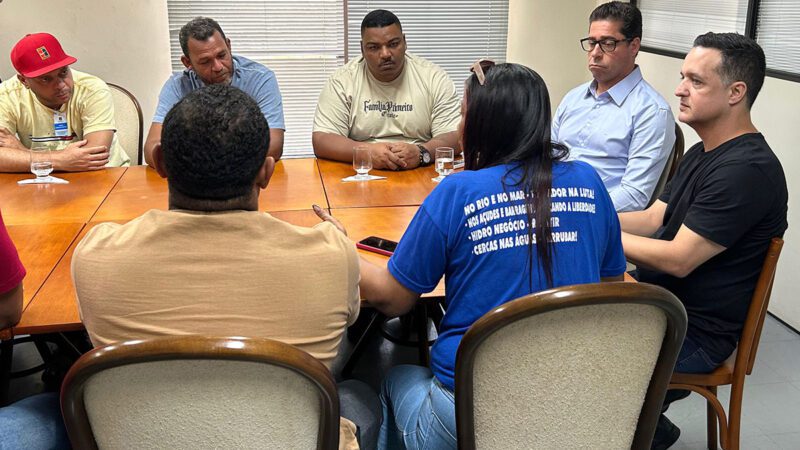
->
[619, 33, 788, 449]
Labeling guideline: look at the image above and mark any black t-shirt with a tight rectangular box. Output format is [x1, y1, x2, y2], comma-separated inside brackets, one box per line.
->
[639, 133, 787, 363]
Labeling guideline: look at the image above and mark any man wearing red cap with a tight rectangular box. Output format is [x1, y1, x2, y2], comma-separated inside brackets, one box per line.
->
[0, 33, 130, 172]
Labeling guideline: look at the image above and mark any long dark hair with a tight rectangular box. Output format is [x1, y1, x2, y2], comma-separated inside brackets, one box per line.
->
[462, 63, 568, 287]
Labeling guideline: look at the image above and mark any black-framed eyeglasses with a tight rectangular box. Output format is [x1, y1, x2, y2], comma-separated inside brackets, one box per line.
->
[470, 59, 496, 86]
[579, 37, 633, 53]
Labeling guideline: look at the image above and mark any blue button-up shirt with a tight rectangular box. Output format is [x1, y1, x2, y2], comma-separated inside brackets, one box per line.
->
[153, 55, 285, 129]
[552, 66, 675, 212]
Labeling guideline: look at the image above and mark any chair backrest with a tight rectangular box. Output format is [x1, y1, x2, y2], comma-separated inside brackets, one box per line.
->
[647, 123, 685, 208]
[61, 336, 339, 450]
[455, 282, 687, 450]
[107, 83, 143, 165]
[738, 237, 784, 375]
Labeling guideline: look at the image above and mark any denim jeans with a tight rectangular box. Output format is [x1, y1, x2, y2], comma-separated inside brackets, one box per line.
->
[339, 379, 382, 450]
[660, 334, 723, 417]
[378, 365, 457, 450]
[0, 392, 69, 450]
[674, 334, 720, 374]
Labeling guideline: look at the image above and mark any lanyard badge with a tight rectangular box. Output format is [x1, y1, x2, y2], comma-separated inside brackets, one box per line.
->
[53, 111, 68, 137]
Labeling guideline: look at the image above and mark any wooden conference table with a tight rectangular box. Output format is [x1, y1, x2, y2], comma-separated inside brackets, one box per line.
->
[0, 159, 443, 339]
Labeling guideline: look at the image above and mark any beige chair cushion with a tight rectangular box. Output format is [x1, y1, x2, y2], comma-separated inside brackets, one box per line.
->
[108, 85, 141, 165]
[84, 359, 322, 449]
[471, 303, 666, 450]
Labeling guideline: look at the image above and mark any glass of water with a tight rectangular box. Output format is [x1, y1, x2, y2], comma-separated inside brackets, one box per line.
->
[353, 145, 373, 180]
[30, 146, 54, 182]
[432, 147, 455, 182]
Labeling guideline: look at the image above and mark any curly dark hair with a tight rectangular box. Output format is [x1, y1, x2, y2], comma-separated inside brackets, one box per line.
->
[161, 84, 270, 203]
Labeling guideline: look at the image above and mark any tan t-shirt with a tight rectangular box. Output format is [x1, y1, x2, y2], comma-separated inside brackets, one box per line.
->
[313, 52, 460, 144]
[72, 209, 360, 367]
[0, 69, 129, 166]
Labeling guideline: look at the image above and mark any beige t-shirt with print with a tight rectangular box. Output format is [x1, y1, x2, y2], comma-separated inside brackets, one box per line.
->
[314, 52, 460, 144]
[0, 69, 130, 166]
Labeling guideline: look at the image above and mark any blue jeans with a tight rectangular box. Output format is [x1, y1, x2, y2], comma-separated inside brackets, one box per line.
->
[339, 380, 381, 450]
[674, 335, 720, 374]
[378, 365, 456, 450]
[0, 392, 69, 450]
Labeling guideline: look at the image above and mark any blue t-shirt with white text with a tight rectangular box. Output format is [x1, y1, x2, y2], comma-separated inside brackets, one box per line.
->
[388, 161, 626, 390]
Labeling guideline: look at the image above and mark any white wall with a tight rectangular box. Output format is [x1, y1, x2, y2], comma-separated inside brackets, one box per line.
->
[506, 0, 597, 108]
[0, 0, 173, 128]
[639, 53, 800, 330]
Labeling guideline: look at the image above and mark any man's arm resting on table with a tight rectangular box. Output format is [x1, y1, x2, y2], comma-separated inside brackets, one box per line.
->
[312, 131, 404, 170]
[359, 258, 420, 317]
[424, 131, 461, 155]
[0, 130, 111, 172]
[0, 284, 23, 330]
[619, 200, 667, 237]
[622, 224, 725, 278]
[143, 122, 162, 167]
[384, 130, 464, 170]
[268, 128, 284, 161]
[0, 145, 33, 172]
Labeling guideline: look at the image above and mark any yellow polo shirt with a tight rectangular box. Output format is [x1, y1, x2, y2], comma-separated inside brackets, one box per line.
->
[0, 69, 130, 166]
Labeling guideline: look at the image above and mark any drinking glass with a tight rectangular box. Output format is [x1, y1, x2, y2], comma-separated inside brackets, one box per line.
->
[432, 147, 455, 182]
[30, 146, 54, 182]
[353, 145, 373, 180]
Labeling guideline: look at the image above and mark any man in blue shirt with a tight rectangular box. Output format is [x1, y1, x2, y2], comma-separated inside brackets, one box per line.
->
[552, 1, 675, 212]
[143, 17, 285, 165]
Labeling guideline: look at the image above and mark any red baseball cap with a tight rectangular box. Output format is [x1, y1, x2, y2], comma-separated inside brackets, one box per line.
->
[10, 33, 77, 78]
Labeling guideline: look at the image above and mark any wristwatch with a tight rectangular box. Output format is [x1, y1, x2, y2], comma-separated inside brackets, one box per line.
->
[417, 144, 433, 167]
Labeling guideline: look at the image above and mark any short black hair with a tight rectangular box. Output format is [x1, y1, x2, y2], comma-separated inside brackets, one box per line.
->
[161, 84, 270, 202]
[693, 32, 766, 108]
[361, 9, 402, 34]
[179, 17, 227, 58]
[590, 1, 642, 40]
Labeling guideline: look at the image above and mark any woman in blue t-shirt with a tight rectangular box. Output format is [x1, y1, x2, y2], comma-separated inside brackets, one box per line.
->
[317, 62, 626, 450]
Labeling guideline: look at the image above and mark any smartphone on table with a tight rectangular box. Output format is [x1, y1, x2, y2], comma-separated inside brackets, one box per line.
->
[357, 236, 398, 256]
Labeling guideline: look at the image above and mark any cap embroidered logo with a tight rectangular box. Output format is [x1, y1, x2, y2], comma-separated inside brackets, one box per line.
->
[37, 46, 50, 60]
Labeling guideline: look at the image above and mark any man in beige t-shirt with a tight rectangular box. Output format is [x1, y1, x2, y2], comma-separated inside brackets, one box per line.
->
[72, 85, 371, 449]
[0, 33, 129, 172]
[313, 9, 460, 170]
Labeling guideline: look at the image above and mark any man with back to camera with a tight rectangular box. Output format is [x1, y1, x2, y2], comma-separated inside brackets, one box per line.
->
[0, 33, 130, 172]
[313, 9, 461, 170]
[552, 1, 675, 212]
[73, 85, 379, 450]
[619, 33, 787, 449]
[143, 17, 285, 165]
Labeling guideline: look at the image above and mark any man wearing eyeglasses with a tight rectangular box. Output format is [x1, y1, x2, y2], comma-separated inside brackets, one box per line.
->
[313, 9, 461, 171]
[552, 1, 675, 212]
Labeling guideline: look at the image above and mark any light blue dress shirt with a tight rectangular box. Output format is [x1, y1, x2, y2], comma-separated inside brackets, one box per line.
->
[153, 55, 285, 129]
[552, 66, 675, 212]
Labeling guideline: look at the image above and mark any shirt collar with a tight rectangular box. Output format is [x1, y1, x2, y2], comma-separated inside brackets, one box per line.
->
[586, 65, 643, 105]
